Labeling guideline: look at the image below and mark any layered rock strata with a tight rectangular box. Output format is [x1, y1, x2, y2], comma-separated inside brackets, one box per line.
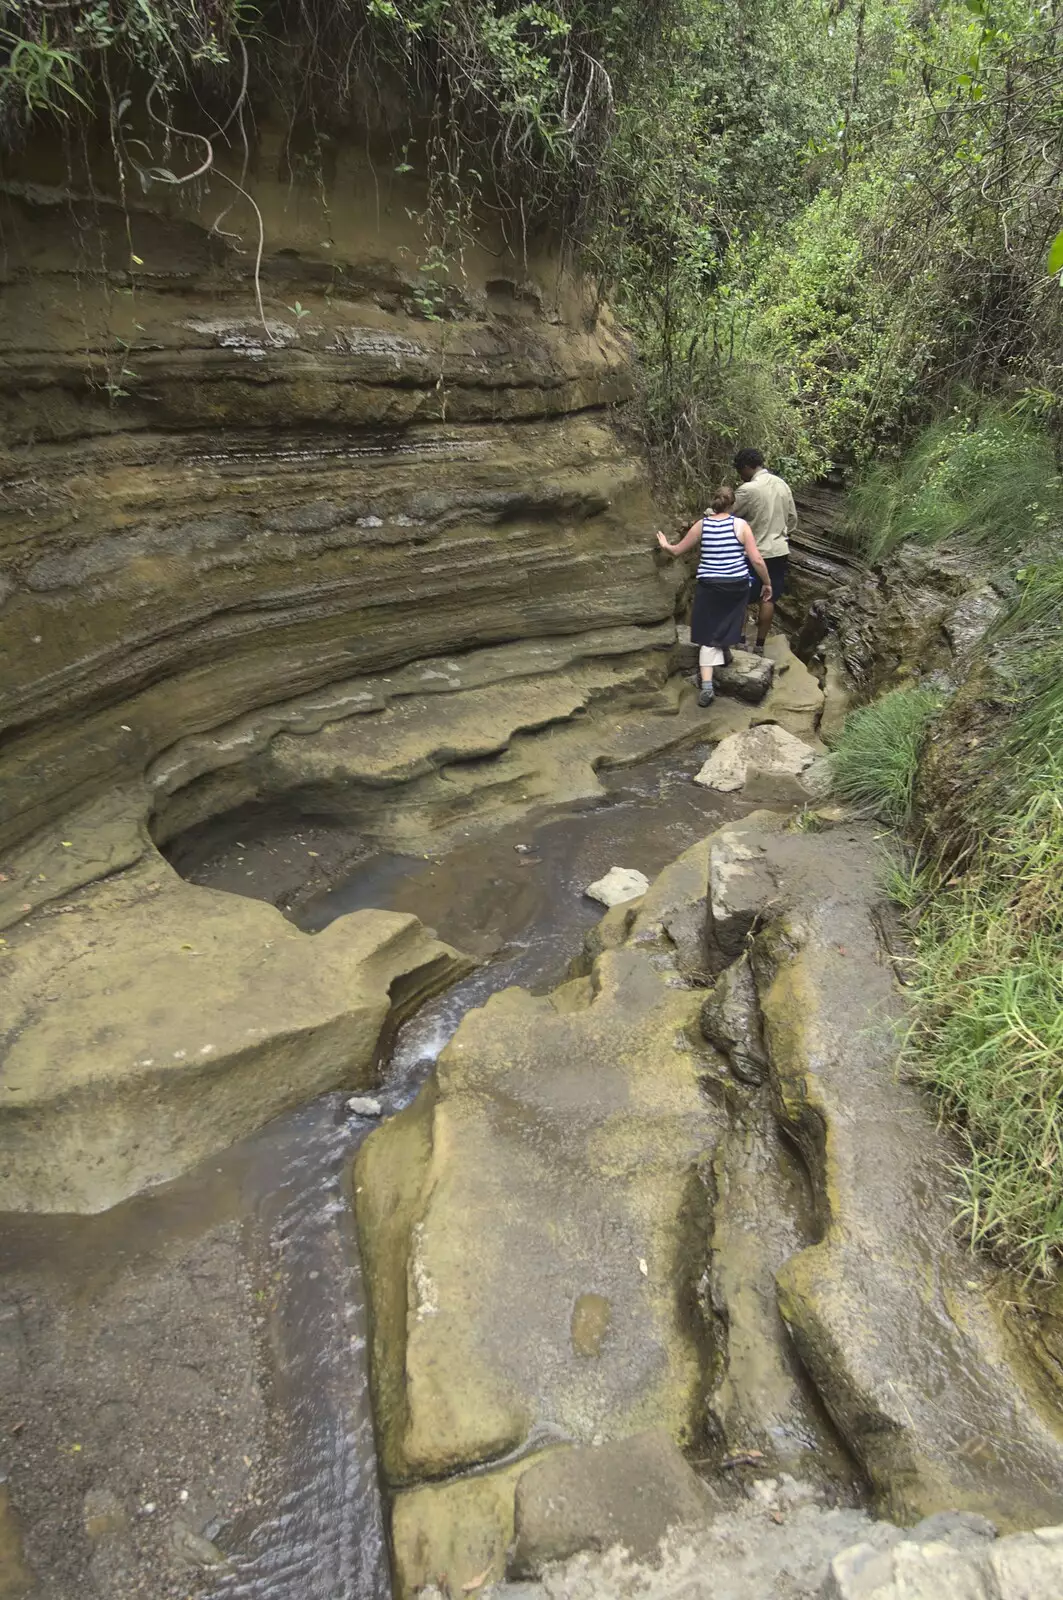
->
[0, 150, 678, 857]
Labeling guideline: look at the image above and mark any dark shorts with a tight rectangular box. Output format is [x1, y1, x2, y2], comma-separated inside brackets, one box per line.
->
[748, 554, 789, 604]
[690, 578, 749, 650]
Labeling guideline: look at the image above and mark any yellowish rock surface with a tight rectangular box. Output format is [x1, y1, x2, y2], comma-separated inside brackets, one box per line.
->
[0, 848, 470, 1212]
[355, 945, 721, 1486]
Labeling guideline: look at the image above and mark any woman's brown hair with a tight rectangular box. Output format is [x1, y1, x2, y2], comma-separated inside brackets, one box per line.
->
[710, 484, 736, 513]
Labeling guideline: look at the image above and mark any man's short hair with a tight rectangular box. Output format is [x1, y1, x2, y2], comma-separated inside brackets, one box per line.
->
[734, 447, 765, 473]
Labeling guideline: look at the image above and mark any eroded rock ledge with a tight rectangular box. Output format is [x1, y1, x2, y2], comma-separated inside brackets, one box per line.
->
[354, 812, 1063, 1598]
[0, 847, 471, 1213]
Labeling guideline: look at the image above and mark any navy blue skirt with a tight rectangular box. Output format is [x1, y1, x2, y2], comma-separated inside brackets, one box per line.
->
[690, 578, 750, 648]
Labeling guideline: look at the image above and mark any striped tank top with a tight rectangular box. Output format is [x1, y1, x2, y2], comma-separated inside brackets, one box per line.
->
[697, 514, 749, 582]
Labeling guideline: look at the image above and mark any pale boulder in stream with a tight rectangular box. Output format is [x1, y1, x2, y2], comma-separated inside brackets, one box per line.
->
[694, 723, 816, 794]
[583, 866, 650, 907]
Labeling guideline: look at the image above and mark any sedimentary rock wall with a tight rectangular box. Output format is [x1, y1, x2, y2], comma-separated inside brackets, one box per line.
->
[0, 133, 676, 852]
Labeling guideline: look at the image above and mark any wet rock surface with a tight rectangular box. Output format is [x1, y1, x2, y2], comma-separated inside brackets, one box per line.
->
[355, 942, 721, 1487]
[0, 1212, 265, 1600]
[0, 745, 754, 1600]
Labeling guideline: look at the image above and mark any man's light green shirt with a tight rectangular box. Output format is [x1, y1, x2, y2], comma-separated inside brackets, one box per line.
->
[733, 468, 798, 560]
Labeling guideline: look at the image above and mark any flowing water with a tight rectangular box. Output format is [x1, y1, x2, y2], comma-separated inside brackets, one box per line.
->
[0, 748, 753, 1600]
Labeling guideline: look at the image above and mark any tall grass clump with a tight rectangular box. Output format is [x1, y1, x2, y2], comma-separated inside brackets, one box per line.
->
[904, 770, 1063, 1276]
[831, 685, 941, 826]
[898, 558, 1063, 1275]
[845, 408, 1063, 565]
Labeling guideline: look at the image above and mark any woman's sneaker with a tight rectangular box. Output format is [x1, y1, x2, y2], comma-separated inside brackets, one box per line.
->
[698, 682, 715, 707]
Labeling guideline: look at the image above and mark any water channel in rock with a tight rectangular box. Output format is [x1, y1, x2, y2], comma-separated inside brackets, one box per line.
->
[0, 744, 756, 1600]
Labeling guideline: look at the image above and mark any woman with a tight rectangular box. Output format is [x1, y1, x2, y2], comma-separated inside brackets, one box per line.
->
[657, 486, 772, 707]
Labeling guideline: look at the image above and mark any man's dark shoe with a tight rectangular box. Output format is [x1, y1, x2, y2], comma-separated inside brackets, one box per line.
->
[751, 642, 765, 657]
[698, 682, 715, 707]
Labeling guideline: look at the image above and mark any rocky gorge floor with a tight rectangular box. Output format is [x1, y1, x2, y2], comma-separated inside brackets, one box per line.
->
[4, 640, 1063, 1600]
[0, 716, 760, 1600]
[351, 806, 1063, 1600]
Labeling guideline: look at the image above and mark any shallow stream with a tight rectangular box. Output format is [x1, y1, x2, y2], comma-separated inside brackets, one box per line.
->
[0, 748, 753, 1599]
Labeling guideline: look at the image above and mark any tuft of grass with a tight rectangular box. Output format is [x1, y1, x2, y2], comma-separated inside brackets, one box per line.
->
[845, 407, 1063, 565]
[899, 768, 1063, 1277]
[831, 685, 942, 826]
[786, 806, 825, 834]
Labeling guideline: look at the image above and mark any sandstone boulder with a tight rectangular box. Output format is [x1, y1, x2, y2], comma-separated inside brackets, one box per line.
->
[584, 867, 650, 907]
[695, 725, 816, 793]
[716, 650, 776, 704]
[670, 631, 774, 704]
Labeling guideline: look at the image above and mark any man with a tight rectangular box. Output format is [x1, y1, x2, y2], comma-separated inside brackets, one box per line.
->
[732, 446, 798, 655]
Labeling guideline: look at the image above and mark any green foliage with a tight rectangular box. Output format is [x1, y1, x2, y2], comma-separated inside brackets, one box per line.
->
[607, 0, 1063, 493]
[846, 408, 1063, 564]
[831, 686, 942, 826]
[0, 0, 673, 230]
[0, 24, 88, 115]
[890, 557, 1063, 1274]
[902, 760, 1063, 1276]
[600, 0, 890, 496]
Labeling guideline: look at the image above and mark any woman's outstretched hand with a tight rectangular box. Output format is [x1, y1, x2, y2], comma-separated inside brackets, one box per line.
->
[656, 530, 674, 554]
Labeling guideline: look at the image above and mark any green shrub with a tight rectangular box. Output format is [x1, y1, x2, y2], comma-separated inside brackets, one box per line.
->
[846, 408, 1063, 565]
[831, 685, 942, 826]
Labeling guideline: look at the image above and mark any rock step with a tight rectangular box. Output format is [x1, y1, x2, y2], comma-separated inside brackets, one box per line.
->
[0, 848, 470, 1212]
[354, 945, 722, 1492]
